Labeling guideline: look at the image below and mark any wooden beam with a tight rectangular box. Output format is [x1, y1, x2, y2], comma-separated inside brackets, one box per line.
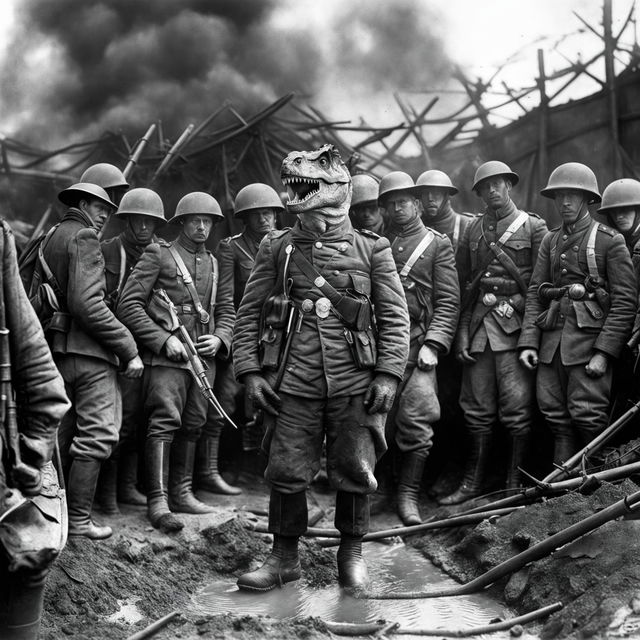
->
[537, 49, 549, 190]
[604, 0, 623, 177]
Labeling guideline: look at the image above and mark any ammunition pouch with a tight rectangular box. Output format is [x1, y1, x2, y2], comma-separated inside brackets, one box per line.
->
[344, 327, 377, 370]
[0, 462, 66, 573]
[535, 299, 561, 330]
[573, 299, 606, 330]
[263, 293, 290, 329]
[147, 289, 180, 333]
[259, 325, 285, 370]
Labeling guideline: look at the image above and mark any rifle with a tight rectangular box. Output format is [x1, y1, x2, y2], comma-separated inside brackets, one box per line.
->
[155, 289, 238, 429]
[122, 123, 157, 181]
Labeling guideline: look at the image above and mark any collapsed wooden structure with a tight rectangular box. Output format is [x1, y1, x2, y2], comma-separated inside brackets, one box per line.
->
[0, 0, 638, 241]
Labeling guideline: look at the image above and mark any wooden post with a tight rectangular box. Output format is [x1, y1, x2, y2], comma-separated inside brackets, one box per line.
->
[536, 49, 549, 191]
[604, 0, 623, 178]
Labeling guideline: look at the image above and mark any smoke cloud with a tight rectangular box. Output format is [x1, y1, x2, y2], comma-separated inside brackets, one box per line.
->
[0, 0, 455, 148]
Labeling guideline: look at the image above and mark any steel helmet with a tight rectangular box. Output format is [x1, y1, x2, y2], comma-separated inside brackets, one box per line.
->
[598, 179, 640, 212]
[540, 162, 601, 203]
[351, 174, 380, 207]
[378, 171, 415, 204]
[233, 183, 284, 217]
[472, 161, 519, 192]
[115, 188, 166, 223]
[414, 169, 458, 195]
[169, 191, 224, 224]
[80, 163, 129, 191]
[58, 182, 117, 209]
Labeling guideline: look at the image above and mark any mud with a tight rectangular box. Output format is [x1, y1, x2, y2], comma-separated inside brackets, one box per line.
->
[40, 475, 640, 639]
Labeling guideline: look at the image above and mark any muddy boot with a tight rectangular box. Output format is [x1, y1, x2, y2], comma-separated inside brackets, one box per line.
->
[335, 491, 370, 593]
[237, 490, 307, 592]
[554, 433, 577, 466]
[146, 439, 184, 533]
[439, 433, 491, 506]
[397, 451, 427, 525]
[95, 458, 120, 515]
[195, 431, 242, 495]
[168, 438, 215, 514]
[506, 432, 530, 490]
[117, 449, 146, 506]
[67, 458, 112, 539]
[0, 566, 47, 640]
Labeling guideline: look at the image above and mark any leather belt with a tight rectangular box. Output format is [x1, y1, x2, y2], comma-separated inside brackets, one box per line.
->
[300, 297, 332, 319]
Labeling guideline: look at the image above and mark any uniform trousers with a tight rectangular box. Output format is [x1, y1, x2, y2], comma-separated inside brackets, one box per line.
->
[537, 350, 613, 444]
[56, 354, 119, 463]
[265, 392, 387, 495]
[143, 363, 215, 442]
[387, 365, 439, 455]
[459, 346, 533, 436]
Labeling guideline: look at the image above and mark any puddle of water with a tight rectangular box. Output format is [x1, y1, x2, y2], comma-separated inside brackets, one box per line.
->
[106, 598, 145, 624]
[192, 542, 524, 639]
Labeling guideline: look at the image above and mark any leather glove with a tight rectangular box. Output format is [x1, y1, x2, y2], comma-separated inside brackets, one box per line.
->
[243, 373, 282, 416]
[363, 373, 398, 415]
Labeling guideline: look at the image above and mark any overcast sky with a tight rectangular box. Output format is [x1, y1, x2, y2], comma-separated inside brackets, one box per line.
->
[0, 0, 635, 152]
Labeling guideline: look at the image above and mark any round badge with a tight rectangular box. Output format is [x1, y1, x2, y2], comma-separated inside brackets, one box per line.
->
[482, 293, 497, 307]
[315, 297, 331, 318]
[301, 299, 314, 313]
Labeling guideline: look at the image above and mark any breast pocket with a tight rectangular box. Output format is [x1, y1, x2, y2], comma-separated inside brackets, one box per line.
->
[504, 237, 532, 267]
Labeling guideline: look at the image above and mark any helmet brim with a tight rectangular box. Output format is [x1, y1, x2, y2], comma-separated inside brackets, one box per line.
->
[540, 186, 602, 204]
[472, 172, 519, 193]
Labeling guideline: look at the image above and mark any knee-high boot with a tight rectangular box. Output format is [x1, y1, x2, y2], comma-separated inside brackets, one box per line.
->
[67, 458, 112, 539]
[117, 448, 146, 506]
[145, 439, 184, 532]
[506, 432, 530, 490]
[194, 430, 242, 495]
[95, 457, 120, 515]
[236, 489, 307, 591]
[439, 433, 491, 505]
[168, 438, 215, 514]
[335, 491, 370, 593]
[397, 451, 427, 525]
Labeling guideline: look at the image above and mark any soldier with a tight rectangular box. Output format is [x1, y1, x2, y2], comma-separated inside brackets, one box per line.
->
[414, 169, 474, 253]
[441, 161, 547, 505]
[0, 219, 70, 640]
[117, 192, 235, 532]
[197, 183, 281, 492]
[97, 188, 167, 513]
[519, 163, 636, 464]
[80, 162, 129, 206]
[233, 145, 409, 593]
[349, 174, 386, 234]
[42, 183, 143, 539]
[380, 171, 459, 525]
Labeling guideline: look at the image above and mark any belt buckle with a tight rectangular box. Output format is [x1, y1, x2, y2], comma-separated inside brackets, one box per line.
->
[315, 297, 331, 319]
[482, 293, 497, 307]
[197, 304, 210, 324]
[182, 304, 192, 313]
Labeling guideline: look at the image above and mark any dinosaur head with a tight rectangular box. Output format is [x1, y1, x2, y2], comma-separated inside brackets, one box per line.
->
[281, 144, 352, 229]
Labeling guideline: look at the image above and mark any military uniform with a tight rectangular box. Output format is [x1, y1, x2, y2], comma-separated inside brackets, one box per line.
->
[423, 201, 474, 255]
[233, 217, 409, 536]
[519, 216, 636, 453]
[117, 235, 234, 442]
[0, 220, 70, 640]
[44, 208, 138, 465]
[385, 216, 459, 454]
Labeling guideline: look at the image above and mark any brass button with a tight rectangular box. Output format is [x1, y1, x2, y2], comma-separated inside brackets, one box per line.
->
[573, 246, 579, 251]
[398, 247, 404, 252]
[485, 272, 491, 277]
[314, 241, 322, 249]
[493, 285, 499, 291]
[561, 268, 568, 274]
[333, 270, 339, 276]
[562, 234, 568, 240]
[488, 225, 495, 231]
[560, 254, 566, 260]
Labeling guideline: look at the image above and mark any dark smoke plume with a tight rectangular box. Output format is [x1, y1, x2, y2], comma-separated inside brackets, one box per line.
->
[0, 0, 454, 147]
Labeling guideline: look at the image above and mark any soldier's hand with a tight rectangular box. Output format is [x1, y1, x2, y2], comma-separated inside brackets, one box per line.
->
[519, 348, 539, 371]
[456, 348, 477, 364]
[417, 344, 438, 371]
[122, 355, 144, 378]
[585, 352, 608, 378]
[164, 335, 188, 362]
[196, 334, 222, 358]
[364, 373, 398, 415]
[244, 373, 281, 416]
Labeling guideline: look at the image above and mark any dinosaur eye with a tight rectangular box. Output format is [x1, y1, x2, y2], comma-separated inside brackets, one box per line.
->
[318, 156, 328, 168]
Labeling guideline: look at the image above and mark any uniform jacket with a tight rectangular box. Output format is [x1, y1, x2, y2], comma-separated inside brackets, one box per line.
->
[42, 208, 138, 366]
[456, 199, 547, 354]
[385, 215, 459, 363]
[519, 214, 636, 365]
[116, 235, 235, 370]
[101, 231, 159, 306]
[233, 217, 410, 398]
[0, 220, 69, 471]
[216, 230, 261, 310]
[423, 202, 474, 253]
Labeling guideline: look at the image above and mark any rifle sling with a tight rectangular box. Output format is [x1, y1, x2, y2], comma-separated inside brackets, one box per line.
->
[168, 245, 215, 324]
[37, 225, 66, 307]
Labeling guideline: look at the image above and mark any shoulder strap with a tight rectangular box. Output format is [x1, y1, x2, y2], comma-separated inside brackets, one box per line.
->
[168, 245, 210, 323]
[399, 230, 435, 278]
[114, 239, 127, 299]
[497, 210, 529, 245]
[586, 222, 600, 281]
[37, 225, 65, 304]
[452, 216, 461, 250]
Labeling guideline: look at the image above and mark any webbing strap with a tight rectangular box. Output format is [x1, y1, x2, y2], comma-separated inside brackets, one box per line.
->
[168, 245, 211, 322]
[586, 223, 600, 281]
[497, 210, 529, 245]
[399, 230, 435, 278]
[452, 216, 461, 250]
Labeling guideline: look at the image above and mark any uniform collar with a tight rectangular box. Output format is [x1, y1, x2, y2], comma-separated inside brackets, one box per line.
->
[120, 229, 157, 261]
[485, 198, 517, 220]
[290, 217, 355, 244]
[62, 206, 95, 229]
[177, 234, 207, 254]
[387, 214, 425, 239]
[563, 210, 591, 235]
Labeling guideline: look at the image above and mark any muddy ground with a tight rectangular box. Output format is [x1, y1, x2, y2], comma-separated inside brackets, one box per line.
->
[40, 468, 640, 639]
